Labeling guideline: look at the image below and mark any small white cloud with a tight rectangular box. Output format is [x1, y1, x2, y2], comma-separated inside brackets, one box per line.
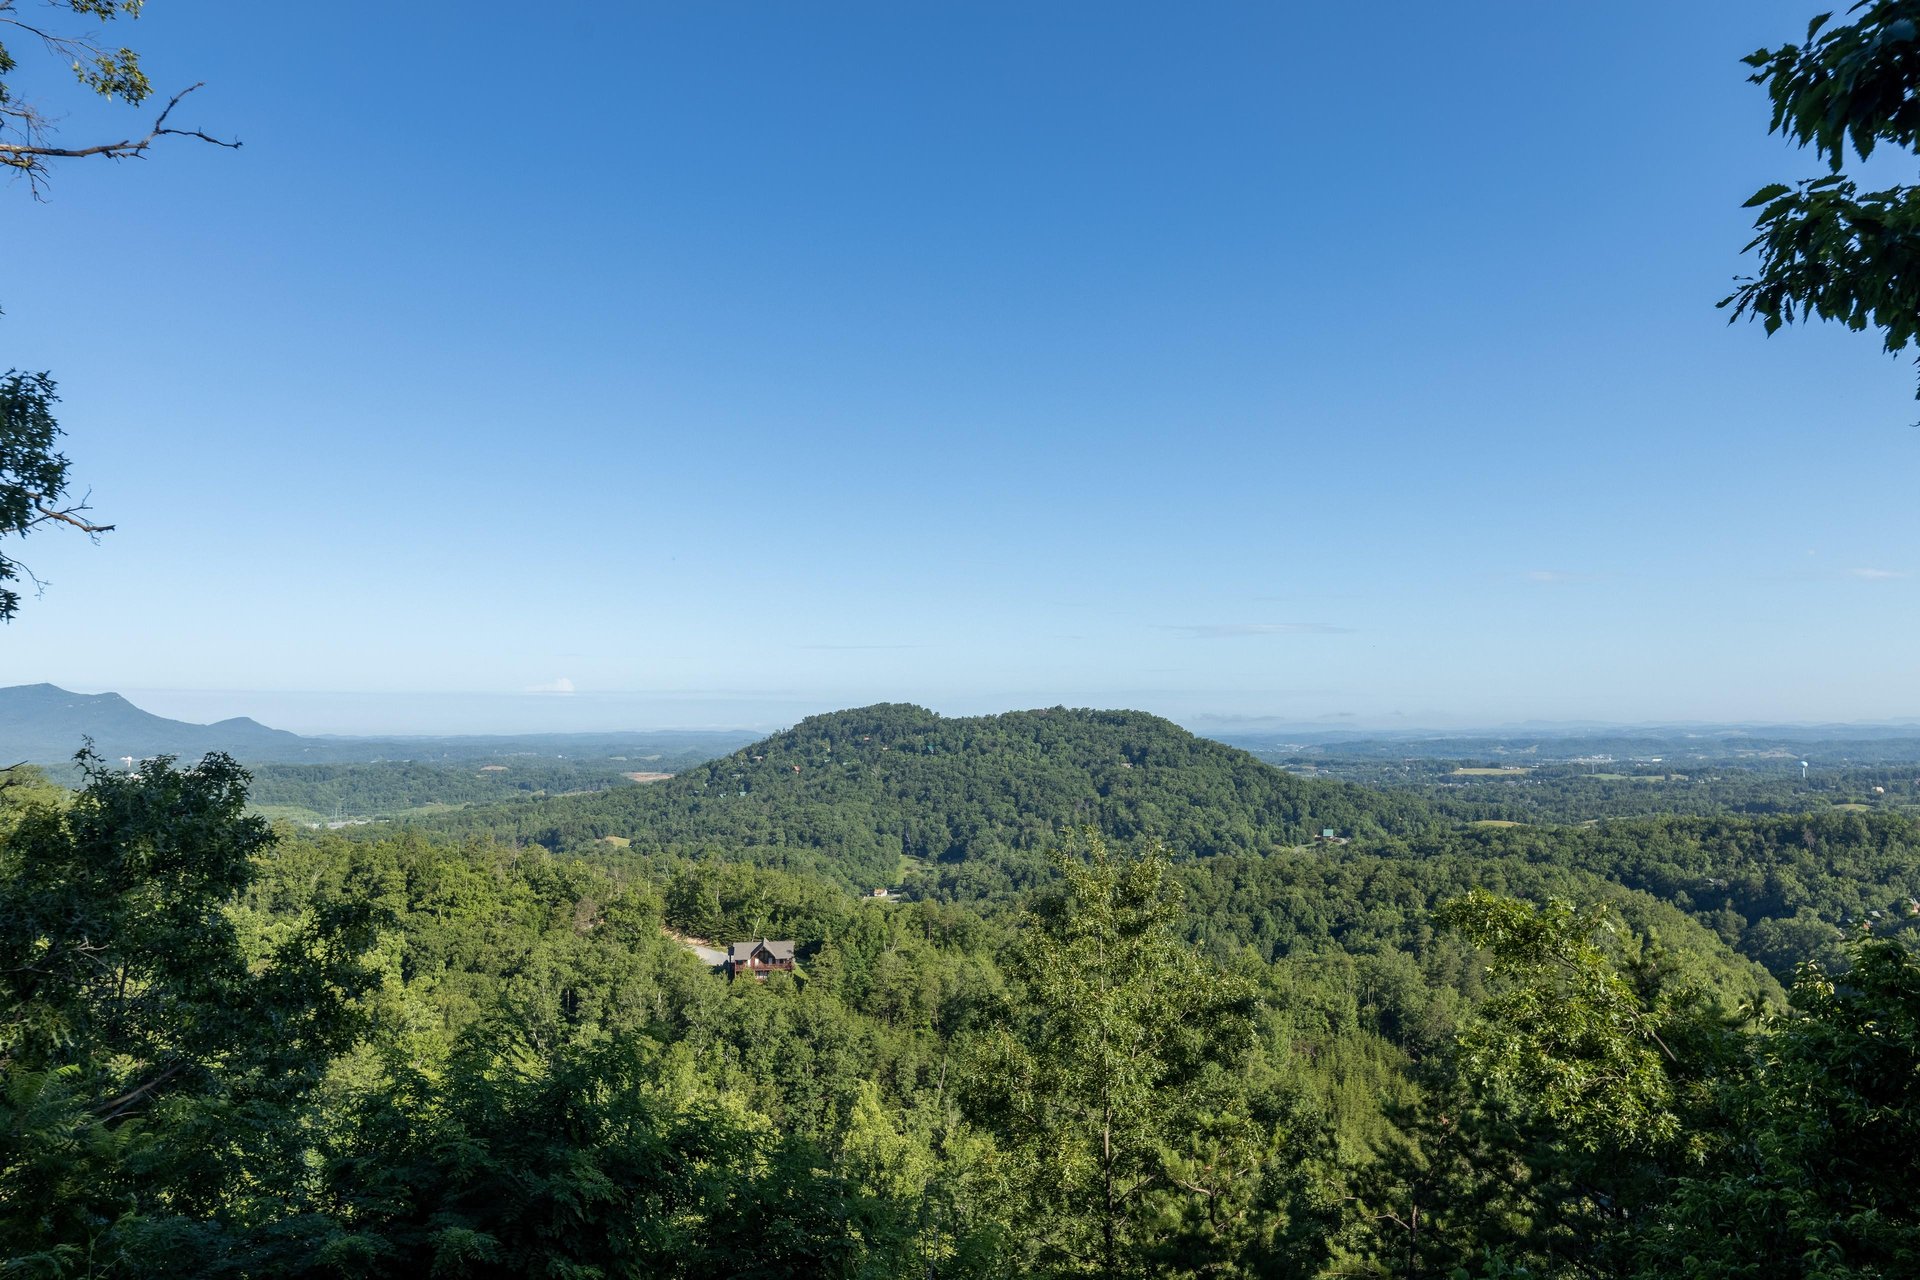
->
[1164, 622, 1353, 639]
[526, 676, 576, 695]
[1848, 567, 1908, 581]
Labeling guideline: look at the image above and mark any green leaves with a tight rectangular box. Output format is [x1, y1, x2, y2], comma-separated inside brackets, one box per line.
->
[1731, 2, 1920, 396]
[0, 370, 78, 622]
[319, 1029, 923, 1280]
[957, 832, 1317, 1278]
[1722, 175, 1920, 392]
[0, 753, 385, 1270]
[1437, 891, 1680, 1152]
[1644, 938, 1920, 1277]
[71, 45, 150, 106]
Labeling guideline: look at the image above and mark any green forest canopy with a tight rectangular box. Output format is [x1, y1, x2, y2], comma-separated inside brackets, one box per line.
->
[8, 698, 1920, 1276]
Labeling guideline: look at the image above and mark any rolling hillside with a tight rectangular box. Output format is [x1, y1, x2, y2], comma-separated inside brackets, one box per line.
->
[412, 703, 1440, 886]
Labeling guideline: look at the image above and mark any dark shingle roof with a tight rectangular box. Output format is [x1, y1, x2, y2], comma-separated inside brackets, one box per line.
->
[728, 938, 795, 963]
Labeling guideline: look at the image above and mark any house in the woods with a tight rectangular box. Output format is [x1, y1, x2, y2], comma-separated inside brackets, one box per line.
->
[726, 939, 796, 980]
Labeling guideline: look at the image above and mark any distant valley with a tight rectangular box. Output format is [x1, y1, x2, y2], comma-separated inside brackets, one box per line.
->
[9, 683, 1920, 828]
[0, 683, 757, 770]
[0, 683, 761, 824]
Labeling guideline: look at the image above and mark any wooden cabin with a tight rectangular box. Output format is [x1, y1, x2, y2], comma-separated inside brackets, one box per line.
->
[726, 939, 796, 980]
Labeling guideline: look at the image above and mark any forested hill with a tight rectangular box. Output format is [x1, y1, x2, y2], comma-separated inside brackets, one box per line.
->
[0, 682, 305, 763]
[412, 704, 1438, 886]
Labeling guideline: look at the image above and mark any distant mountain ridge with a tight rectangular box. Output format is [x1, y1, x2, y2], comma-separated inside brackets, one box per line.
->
[0, 684, 759, 768]
[0, 683, 307, 764]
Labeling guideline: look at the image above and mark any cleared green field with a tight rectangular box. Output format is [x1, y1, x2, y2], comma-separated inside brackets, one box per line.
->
[250, 801, 462, 826]
[248, 803, 330, 825]
[1451, 766, 1531, 776]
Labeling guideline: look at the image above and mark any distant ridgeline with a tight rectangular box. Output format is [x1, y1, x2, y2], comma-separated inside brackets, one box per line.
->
[1220, 724, 1920, 765]
[409, 704, 1439, 888]
[0, 685, 758, 803]
[0, 683, 305, 764]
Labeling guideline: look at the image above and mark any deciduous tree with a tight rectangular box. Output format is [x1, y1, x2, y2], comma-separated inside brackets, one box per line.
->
[0, 752, 383, 1273]
[1725, 3, 1920, 398]
[0, 370, 109, 621]
[960, 832, 1315, 1279]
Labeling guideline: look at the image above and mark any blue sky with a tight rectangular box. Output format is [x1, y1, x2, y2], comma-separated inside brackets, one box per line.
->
[3, 1, 1916, 733]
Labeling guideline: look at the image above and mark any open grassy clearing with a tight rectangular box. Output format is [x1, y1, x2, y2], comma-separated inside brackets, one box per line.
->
[250, 801, 464, 826]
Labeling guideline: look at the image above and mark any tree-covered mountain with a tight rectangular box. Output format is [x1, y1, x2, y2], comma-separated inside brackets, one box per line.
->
[0, 682, 307, 764]
[0, 683, 758, 776]
[409, 703, 1920, 996]
[412, 704, 1441, 888]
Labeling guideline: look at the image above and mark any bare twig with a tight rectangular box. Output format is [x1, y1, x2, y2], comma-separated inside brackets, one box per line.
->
[29, 492, 113, 537]
[5, 554, 50, 597]
[0, 82, 239, 195]
[0, 81, 240, 161]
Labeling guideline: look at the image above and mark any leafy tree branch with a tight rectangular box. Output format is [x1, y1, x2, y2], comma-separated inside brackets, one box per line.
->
[1724, 2, 1920, 398]
[0, 1, 237, 197]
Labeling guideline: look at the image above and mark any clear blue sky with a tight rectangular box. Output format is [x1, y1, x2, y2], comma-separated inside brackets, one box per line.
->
[4, 1, 1916, 733]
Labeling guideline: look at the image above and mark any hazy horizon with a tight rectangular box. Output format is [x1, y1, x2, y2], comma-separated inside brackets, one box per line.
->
[26, 683, 1917, 740]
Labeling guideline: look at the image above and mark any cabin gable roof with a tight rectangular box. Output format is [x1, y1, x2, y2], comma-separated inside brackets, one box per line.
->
[727, 938, 795, 964]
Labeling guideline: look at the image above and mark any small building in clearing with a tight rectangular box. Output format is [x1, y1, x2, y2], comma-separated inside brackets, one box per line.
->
[726, 939, 796, 980]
